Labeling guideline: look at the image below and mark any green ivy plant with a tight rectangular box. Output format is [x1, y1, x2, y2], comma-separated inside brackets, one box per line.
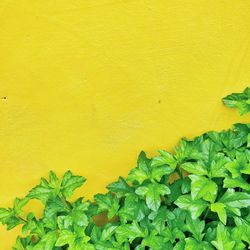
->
[1, 88, 250, 250]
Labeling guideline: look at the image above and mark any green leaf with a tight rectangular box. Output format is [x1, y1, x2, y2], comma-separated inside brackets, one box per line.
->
[71, 202, 90, 227]
[127, 152, 150, 184]
[231, 227, 247, 250]
[233, 217, 250, 245]
[185, 213, 205, 241]
[127, 167, 149, 185]
[118, 194, 149, 223]
[115, 221, 146, 244]
[211, 223, 235, 250]
[210, 203, 227, 225]
[13, 198, 29, 215]
[27, 177, 53, 204]
[185, 238, 214, 250]
[175, 195, 208, 219]
[142, 233, 170, 250]
[189, 175, 218, 203]
[12, 236, 31, 250]
[151, 150, 177, 169]
[22, 213, 45, 236]
[44, 196, 69, 218]
[136, 183, 170, 211]
[151, 165, 174, 182]
[181, 177, 191, 194]
[225, 152, 250, 178]
[219, 188, 250, 208]
[148, 207, 174, 233]
[32, 231, 57, 250]
[0, 208, 11, 220]
[61, 171, 86, 199]
[173, 241, 185, 250]
[107, 177, 133, 197]
[0, 198, 29, 230]
[181, 162, 208, 176]
[223, 87, 250, 115]
[209, 155, 230, 178]
[174, 138, 203, 163]
[94, 192, 119, 219]
[48, 171, 61, 191]
[101, 225, 118, 241]
[55, 230, 75, 247]
[223, 176, 250, 191]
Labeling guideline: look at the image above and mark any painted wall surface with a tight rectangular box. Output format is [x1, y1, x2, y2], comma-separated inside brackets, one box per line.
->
[0, 0, 250, 248]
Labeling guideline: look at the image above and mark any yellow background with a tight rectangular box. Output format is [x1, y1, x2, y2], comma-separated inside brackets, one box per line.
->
[0, 0, 250, 248]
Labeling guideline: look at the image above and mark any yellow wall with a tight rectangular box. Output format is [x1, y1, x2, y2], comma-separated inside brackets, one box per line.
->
[0, 0, 250, 248]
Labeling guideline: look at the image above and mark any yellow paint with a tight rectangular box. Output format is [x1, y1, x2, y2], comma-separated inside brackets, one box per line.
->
[0, 0, 250, 248]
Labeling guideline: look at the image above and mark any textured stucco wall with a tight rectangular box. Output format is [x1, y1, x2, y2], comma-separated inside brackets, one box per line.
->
[0, 0, 250, 248]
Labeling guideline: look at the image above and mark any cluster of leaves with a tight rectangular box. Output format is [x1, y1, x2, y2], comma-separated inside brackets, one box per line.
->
[223, 87, 250, 115]
[1, 88, 250, 250]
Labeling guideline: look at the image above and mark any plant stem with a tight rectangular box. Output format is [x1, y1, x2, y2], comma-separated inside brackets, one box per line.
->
[203, 207, 210, 221]
[59, 194, 72, 211]
[18, 216, 27, 223]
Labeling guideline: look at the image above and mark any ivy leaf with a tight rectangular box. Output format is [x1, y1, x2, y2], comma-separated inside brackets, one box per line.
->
[13, 198, 29, 216]
[55, 230, 76, 247]
[94, 192, 119, 219]
[175, 195, 208, 219]
[223, 176, 250, 191]
[101, 224, 118, 241]
[135, 183, 170, 211]
[148, 207, 174, 233]
[115, 221, 146, 244]
[3, 216, 23, 230]
[48, 171, 61, 191]
[95, 241, 118, 250]
[151, 150, 177, 170]
[22, 212, 45, 236]
[71, 202, 90, 227]
[118, 194, 150, 223]
[56, 230, 94, 250]
[184, 238, 213, 250]
[127, 167, 149, 185]
[44, 196, 69, 218]
[174, 138, 203, 163]
[127, 151, 151, 184]
[27, 177, 54, 204]
[209, 155, 230, 178]
[219, 188, 250, 209]
[32, 231, 57, 250]
[107, 177, 133, 197]
[185, 213, 205, 241]
[142, 233, 171, 250]
[189, 175, 218, 203]
[127, 151, 174, 184]
[225, 152, 250, 178]
[210, 203, 227, 225]
[13, 236, 31, 250]
[231, 226, 247, 250]
[0, 197, 29, 230]
[61, 171, 86, 199]
[167, 208, 187, 234]
[181, 162, 208, 176]
[0, 208, 11, 221]
[151, 165, 174, 182]
[223, 87, 250, 115]
[211, 223, 235, 250]
[173, 240, 185, 250]
[27, 171, 85, 203]
[234, 217, 250, 245]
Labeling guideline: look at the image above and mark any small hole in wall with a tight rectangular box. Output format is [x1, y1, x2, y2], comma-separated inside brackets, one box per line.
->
[1, 96, 7, 101]
[158, 99, 161, 104]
